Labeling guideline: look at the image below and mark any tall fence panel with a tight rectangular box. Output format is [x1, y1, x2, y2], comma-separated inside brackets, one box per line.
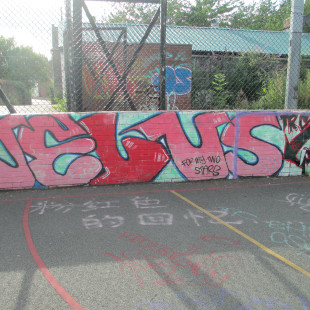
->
[1, 0, 310, 114]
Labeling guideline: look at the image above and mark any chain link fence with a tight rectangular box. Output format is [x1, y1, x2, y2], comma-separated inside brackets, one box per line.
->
[1, 0, 310, 114]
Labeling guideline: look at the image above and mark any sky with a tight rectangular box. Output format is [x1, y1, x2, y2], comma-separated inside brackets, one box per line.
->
[0, 0, 276, 59]
[1, 0, 118, 58]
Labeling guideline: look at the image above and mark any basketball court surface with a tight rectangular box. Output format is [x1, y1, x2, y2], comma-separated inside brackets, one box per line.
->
[1, 176, 310, 309]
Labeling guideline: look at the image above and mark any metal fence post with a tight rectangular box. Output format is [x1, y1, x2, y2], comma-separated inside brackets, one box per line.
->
[285, 0, 304, 109]
[159, 0, 167, 110]
[64, 0, 73, 111]
[72, 0, 83, 111]
[52, 25, 63, 100]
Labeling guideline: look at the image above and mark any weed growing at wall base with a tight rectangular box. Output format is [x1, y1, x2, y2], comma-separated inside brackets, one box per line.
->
[52, 97, 68, 112]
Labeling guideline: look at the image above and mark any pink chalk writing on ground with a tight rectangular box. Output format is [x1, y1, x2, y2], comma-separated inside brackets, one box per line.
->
[18, 115, 102, 186]
[105, 232, 242, 287]
[191, 250, 242, 287]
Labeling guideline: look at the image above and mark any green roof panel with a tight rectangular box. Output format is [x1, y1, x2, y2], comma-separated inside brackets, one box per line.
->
[82, 23, 310, 55]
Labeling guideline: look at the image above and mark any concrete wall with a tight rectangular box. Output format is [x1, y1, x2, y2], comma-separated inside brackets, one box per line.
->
[0, 110, 309, 190]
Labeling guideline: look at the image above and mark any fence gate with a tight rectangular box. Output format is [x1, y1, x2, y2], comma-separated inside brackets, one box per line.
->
[64, 0, 167, 112]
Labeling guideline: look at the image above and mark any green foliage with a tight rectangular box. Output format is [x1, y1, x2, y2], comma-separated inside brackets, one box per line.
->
[247, 68, 310, 110]
[192, 70, 233, 109]
[230, 0, 291, 30]
[0, 36, 15, 79]
[255, 69, 286, 109]
[0, 79, 31, 106]
[212, 73, 226, 91]
[53, 97, 68, 112]
[106, 0, 191, 25]
[106, 0, 310, 33]
[191, 50, 284, 110]
[180, 0, 241, 27]
[230, 0, 309, 32]
[98, 0, 310, 111]
[234, 50, 283, 101]
[107, 3, 156, 24]
[298, 70, 310, 109]
[6, 46, 50, 90]
[210, 73, 231, 108]
[0, 36, 50, 94]
[304, 0, 310, 33]
[107, 0, 242, 27]
[191, 68, 211, 109]
[228, 2, 256, 30]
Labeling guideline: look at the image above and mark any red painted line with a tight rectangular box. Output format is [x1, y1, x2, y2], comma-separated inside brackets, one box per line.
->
[23, 198, 85, 310]
[0, 197, 33, 203]
[2, 179, 310, 203]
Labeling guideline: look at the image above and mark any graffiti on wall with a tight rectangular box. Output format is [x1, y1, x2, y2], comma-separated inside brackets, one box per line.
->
[152, 66, 192, 110]
[0, 111, 310, 189]
[82, 44, 192, 110]
[280, 114, 310, 167]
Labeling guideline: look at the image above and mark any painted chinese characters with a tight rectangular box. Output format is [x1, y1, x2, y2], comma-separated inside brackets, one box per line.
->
[30, 196, 174, 230]
[284, 193, 310, 212]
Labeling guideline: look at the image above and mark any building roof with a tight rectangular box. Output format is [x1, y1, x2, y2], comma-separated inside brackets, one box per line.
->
[82, 23, 310, 56]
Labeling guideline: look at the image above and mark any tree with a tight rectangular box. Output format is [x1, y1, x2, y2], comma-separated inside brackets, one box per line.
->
[0, 36, 15, 79]
[106, 3, 157, 24]
[7, 46, 50, 90]
[303, 0, 310, 33]
[181, 0, 241, 27]
[225, 1, 256, 30]
[106, 0, 190, 25]
[0, 36, 50, 91]
[106, 0, 242, 27]
[230, 0, 291, 31]
[106, 0, 310, 32]
[230, 0, 310, 32]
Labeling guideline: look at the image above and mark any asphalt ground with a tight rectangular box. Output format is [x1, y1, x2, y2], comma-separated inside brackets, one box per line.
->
[1, 176, 310, 310]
